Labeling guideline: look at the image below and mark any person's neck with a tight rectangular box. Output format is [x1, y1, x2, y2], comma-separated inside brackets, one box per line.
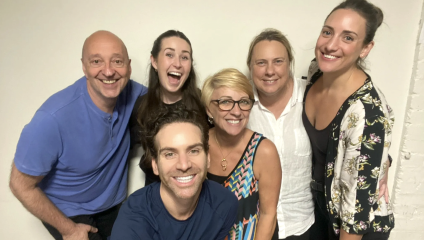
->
[257, 77, 294, 119]
[87, 87, 116, 115]
[160, 184, 201, 221]
[214, 127, 247, 149]
[321, 66, 359, 91]
[161, 90, 183, 104]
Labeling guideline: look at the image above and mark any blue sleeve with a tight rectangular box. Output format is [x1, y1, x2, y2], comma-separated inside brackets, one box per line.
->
[14, 111, 62, 176]
[130, 79, 148, 97]
[216, 193, 238, 240]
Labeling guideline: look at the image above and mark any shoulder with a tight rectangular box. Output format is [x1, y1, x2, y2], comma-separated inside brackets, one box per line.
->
[125, 183, 157, 211]
[128, 79, 148, 96]
[118, 80, 148, 108]
[345, 79, 388, 120]
[111, 185, 158, 239]
[203, 180, 237, 208]
[202, 180, 238, 227]
[255, 137, 278, 159]
[39, 76, 87, 115]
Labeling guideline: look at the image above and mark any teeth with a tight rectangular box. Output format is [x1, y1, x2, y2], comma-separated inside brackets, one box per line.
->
[102, 80, 117, 84]
[175, 175, 194, 183]
[168, 72, 182, 77]
[265, 80, 275, 83]
[324, 54, 337, 59]
[227, 120, 240, 124]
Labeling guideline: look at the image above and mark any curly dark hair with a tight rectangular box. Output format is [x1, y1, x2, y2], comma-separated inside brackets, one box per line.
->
[141, 106, 209, 164]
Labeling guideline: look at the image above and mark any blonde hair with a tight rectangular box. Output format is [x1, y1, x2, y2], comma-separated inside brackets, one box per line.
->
[246, 28, 294, 77]
[201, 68, 254, 109]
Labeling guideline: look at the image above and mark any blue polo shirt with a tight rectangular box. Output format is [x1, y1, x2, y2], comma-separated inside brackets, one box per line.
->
[14, 76, 147, 217]
[110, 180, 238, 240]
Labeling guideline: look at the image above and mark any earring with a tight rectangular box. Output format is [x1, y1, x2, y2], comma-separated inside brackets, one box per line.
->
[208, 116, 214, 124]
[154, 68, 157, 72]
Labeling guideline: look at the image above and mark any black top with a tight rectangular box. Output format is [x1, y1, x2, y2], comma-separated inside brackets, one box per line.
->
[302, 105, 331, 184]
[207, 172, 228, 185]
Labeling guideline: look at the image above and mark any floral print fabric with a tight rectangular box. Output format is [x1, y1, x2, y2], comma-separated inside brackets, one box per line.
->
[305, 60, 395, 235]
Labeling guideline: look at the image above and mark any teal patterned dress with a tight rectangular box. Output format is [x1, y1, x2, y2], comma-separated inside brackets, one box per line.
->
[208, 132, 274, 240]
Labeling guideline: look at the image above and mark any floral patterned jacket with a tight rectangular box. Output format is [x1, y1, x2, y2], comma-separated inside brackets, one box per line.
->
[305, 60, 395, 235]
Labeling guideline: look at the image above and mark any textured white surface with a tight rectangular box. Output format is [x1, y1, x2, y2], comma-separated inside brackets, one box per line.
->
[391, 4, 424, 238]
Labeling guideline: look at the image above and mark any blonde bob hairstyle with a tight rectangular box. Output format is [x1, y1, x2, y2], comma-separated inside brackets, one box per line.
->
[201, 68, 254, 109]
[246, 28, 294, 78]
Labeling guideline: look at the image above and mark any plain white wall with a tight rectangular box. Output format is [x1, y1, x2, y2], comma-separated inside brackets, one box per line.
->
[0, 0, 422, 239]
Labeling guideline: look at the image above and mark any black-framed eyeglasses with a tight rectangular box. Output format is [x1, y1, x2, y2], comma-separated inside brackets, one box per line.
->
[210, 98, 255, 111]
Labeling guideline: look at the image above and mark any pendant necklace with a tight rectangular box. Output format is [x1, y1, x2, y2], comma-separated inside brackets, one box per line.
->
[214, 132, 232, 171]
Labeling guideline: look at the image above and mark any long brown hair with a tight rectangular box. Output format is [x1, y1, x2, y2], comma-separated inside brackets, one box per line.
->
[136, 30, 205, 169]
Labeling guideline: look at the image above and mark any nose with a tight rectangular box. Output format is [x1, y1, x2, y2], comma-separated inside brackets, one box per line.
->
[173, 56, 182, 68]
[265, 63, 275, 77]
[229, 102, 242, 115]
[176, 154, 192, 172]
[324, 36, 338, 52]
[102, 62, 115, 77]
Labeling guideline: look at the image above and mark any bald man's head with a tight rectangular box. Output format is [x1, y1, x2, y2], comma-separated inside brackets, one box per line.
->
[82, 30, 129, 60]
[81, 30, 132, 113]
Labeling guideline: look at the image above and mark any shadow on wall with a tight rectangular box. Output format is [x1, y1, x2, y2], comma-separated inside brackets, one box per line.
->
[127, 145, 146, 196]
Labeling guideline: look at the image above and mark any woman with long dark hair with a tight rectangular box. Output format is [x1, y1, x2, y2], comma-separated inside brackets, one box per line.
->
[130, 30, 206, 186]
[303, 1, 395, 239]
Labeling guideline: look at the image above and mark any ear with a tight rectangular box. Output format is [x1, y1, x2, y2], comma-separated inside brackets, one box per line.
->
[206, 107, 213, 119]
[128, 59, 132, 76]
[152, 158, 159, 176]
[206, 152, 210, 169]
[150, 55, 158, 71]
[360, 41, 374, 59]
[81, 59, 88, 78]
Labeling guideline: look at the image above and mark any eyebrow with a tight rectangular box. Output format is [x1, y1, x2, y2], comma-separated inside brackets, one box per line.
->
[323, 25, 359, 37]
[255, 57, 285, 61]
[158, 143, 203, 155]
[218, 96, 249, 99]
[164, 47, 191, 54]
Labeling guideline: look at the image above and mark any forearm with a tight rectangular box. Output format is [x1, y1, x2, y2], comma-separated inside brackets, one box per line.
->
[10, 182, 76, 236]
[340, 228, 362, 240]
[255, 212, 277, 240]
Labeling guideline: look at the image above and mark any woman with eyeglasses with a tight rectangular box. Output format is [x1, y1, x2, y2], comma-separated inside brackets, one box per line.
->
[202, 68, 282, 240]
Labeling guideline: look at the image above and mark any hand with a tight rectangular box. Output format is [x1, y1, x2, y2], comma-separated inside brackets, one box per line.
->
[378, 160, 390, 204]
[62, 223, 98, 240]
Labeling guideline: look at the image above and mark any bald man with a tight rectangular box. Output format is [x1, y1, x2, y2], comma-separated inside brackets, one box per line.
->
[9, 31, 148, 240]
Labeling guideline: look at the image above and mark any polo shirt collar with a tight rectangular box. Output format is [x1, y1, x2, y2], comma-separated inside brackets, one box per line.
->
[82, 76, 114, 120]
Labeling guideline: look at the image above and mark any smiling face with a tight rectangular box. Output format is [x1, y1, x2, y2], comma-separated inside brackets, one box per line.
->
[250, 40, 292, 99]
[152, 122, 209, 201]
[207, 87, 251, 136]
[315, 9, 374, 74]
[151, 36, 192, 101]
[82, 31, 131, 110]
